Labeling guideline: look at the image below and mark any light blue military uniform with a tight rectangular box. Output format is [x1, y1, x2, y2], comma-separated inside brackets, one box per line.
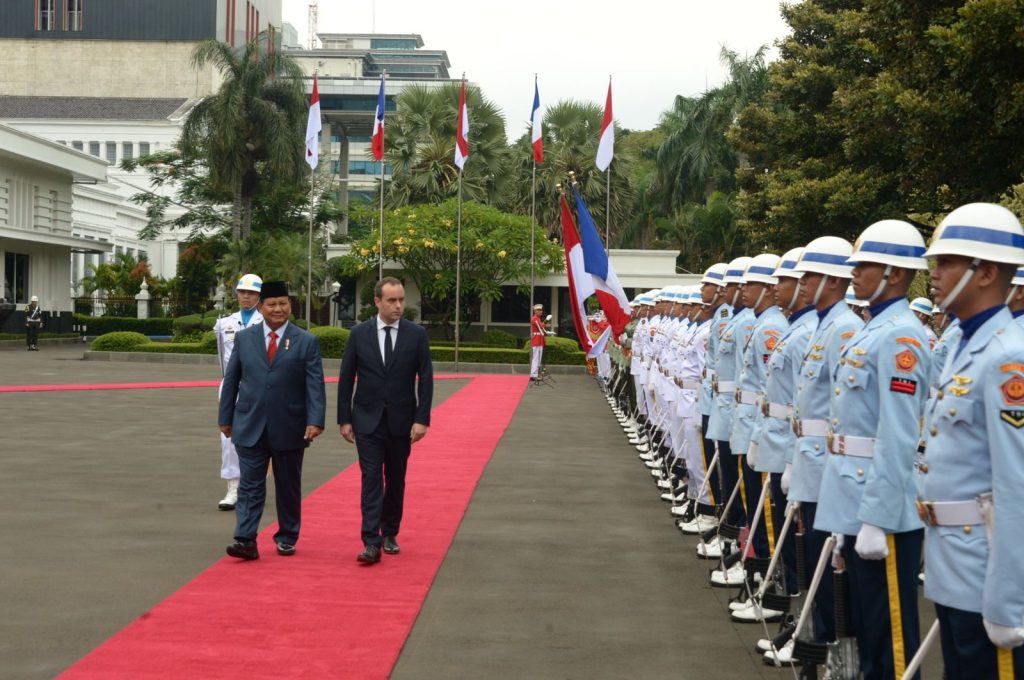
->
[707, 307, 753, 441]
[922, 307, 1024, 630]
[789, 302, 863, 503]
[814, 299, 930, 536]
[731, 305, 789, 456]
[929, 318, 962, 398]
[751, 306, 816, 474]
[699, 303, 732, 417]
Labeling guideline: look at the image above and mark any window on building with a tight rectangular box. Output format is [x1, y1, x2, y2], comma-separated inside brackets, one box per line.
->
[88, 141, 100, 157]
[71, 141, 83, 151]
[348, 160, 392, 176]
[371, 39, 417, 50]
[66, 0, 83, 31]
[36, 0, 56, 31]
[139, 142, 150, 156]
[4, 252, 29, 304]
[56, 140, 66, 146]
[122, 142, 133, 161]
[105, 142, 116, 166]
[491, 286, 552, 323]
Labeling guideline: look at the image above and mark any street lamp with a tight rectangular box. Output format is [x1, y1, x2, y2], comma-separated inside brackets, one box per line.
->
[330, 280, 342, 327]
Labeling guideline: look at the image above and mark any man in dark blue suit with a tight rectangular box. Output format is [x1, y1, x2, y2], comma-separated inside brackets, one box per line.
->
[219, 281, 326, 560]
[338, 277, 433, 564]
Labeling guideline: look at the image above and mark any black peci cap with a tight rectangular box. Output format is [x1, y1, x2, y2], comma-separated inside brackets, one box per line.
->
[259, 280, 290, 300]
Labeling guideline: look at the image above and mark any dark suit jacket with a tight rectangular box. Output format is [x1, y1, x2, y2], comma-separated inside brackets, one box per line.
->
[337, 317, 433, 436]
[219, 322, 327, 450]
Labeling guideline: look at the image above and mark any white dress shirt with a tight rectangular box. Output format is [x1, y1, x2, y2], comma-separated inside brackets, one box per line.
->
[264, 320, 289, 352]
[377, 315, 400, 363]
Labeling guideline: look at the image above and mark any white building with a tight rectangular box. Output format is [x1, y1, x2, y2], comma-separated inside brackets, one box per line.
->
[0, 123, 110, 326]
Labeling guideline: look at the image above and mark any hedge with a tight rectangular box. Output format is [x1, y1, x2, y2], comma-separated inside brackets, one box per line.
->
[479, 328, 521, 349]
[133, 342, 217, 355]
[91, 331, 150, 352]
[310, 326, 349, 358]
[73, 315, 173, 336]
[0, 332, 79, 341]
[429, 347, 530, 364]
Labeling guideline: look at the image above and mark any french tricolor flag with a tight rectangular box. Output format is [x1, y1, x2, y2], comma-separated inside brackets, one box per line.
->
[595, 79, 614, 172]
[560, 193, 607, 357]
[371, 75, 385, 161]
[573, 185, 631, 336]
[530, 77, 543, 164]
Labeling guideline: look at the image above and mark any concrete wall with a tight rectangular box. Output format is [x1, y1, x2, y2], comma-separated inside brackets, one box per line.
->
[0, 40, 219, 99]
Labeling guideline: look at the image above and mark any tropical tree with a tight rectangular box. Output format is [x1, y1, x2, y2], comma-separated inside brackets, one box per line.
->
[503, 100, 634, 244]
[180, 36, 309, 240]
[335, 201, 563, 336]
[384, 83, 509, 207]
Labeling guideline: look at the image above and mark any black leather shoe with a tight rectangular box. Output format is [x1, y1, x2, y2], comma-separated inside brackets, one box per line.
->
[383, 536, 400, 555]
[276, 543, 296, 556]
[226, 541, 259, 560]
[357, 545, 381, 564]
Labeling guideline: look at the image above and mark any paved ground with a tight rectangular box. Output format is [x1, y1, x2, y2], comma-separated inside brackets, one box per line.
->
[2, 346, 942, 679]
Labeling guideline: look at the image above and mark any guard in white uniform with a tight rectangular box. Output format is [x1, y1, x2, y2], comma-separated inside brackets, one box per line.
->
[213, 274, 264, 510]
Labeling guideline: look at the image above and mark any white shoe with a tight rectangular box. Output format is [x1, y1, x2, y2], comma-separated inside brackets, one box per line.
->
[645, 460, 660, 469]
[660, 491, 677, 502]
[639, 452, 655, 461]
[656, 478, 672, 489]
[696, 536, 723, 559]
[729, 597, 754, 612]
[710, 563, 745, 586]
[218, 478, 239, 510]
[732, 601, 784, 622]
[635, 443, 650, 453]
[918, 571, 925, 585]
[763, 638, 796, 666]
[679, 515, 717, 534]
[670, 503, 693, 517]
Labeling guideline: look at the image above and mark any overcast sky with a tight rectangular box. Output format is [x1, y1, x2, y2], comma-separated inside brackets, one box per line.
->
[282, 1, 794, 133]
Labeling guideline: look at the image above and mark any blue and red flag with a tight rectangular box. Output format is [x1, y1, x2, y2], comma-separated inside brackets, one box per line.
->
[371, 75, 385, 161]
[572, 186, 632, 337]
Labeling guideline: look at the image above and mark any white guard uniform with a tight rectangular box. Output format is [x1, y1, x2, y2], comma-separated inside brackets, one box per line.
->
[214, 308, 263, 479]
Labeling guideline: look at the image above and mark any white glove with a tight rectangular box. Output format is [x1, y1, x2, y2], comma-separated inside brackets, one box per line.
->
[855, 523, 889, 560]
[746, 441, 759, 468]
[983, 620, 1024, 649]
[780, 463, 792, 494]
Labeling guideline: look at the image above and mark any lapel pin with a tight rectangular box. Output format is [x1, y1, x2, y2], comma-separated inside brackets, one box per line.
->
[285, 338, 290, 351]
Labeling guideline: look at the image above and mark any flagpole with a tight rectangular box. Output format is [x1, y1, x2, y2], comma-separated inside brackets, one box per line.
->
[455, 167, 463, 372]
[378, 71, 387, 282]
[530, 158, 536, 313]
[306, 166, 315, 324]
[605, 164, 611, 254]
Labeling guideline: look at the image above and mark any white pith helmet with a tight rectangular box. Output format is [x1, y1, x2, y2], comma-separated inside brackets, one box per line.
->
[848, 220, 928, 270]
[701, 262, 729, 287]
[774, 248, 805, 279]
[909, 297, 934, 316]
[723, 256, 753, 284]
[794, 237, 855, 279]
[744, 253, 782, 285]
[236, 274, 263, 292]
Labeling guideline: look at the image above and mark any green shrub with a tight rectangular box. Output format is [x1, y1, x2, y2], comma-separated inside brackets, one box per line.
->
[73, 314, 173, 336]
[0, 332, 79, 341]
[200, 330, 219, 352]
[310, 326, 349, 358]
[171, 313, 216, 339]
[430, 347, 530, 364]
[479, 329, 521, 348]
[91, 331, 150, 352]
[133, 342, 217, 355]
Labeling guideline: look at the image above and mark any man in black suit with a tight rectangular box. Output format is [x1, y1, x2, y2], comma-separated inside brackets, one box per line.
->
[219, 281, 326, 560]
[338, 277, 433, 564]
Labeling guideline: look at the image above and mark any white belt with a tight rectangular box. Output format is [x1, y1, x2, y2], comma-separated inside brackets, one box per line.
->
[675, 377, 701, 390]
[715, 380, 736, 394]
[736, 389, 759, 405]
[704, 369, 716, 380]
[794, 419, 829, 437]
[828, 434, 876, 458]
[916, 499, 985, 527]
[762, 401, 791, 419]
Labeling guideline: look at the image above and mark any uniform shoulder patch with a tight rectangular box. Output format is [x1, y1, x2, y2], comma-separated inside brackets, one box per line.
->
[1000, 363, 1024, 373]
[895, 349, 918, 373]
[765, 329, 781, 337]
[895, 336, 922, 348]
[1000, 374, 1024, 405]
[890, 377, 917, 395]
[720, 309, 729, 317]
[841, 331, 855, 339]
[1000, 410, 1024, 428]
[765, 336, 778, 351]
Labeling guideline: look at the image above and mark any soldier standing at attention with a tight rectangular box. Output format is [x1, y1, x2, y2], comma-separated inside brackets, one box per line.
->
[213, 274, 264, 510]
[920, 203, 1024, 678]
[25, 295, 42, 351]
[529, 304, 551, 381]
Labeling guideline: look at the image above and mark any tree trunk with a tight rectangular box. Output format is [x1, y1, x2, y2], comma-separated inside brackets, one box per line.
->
[232, 189, 242, 241]
[241, 194, 253, 240]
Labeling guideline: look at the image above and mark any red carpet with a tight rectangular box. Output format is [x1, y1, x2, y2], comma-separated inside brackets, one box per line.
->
[0, 375, 466, 393]
[59, 374, 528, 679]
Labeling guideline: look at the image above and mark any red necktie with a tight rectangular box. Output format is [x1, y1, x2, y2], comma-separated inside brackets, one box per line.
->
[267, 330, 278, 363]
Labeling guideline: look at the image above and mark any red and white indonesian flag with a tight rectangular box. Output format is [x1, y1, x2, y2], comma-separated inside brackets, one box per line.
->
[371, 75, 385, 161]
[560, 194, 609, 358]
[305, 74, 321, 170]
[595, 80, 614, 172]
[454, 79, 469, 170]
[531, 78, 543, 164]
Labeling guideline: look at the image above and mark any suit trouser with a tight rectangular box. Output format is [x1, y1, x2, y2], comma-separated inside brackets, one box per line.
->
[699, 414, 720, 514]
[799, 503, 836, 643]
[843, 528, 923, 680]
[234, 431, 304, 545]
[356, 411, 412, 547]
[935, 603, 1024, 680]
[769, 472, 797, 594]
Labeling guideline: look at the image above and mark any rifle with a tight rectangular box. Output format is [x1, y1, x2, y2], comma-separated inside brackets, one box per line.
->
[900, 619, 938, 680]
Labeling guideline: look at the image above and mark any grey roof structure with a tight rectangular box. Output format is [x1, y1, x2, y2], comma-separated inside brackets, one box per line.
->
[0, 96, 189, 120]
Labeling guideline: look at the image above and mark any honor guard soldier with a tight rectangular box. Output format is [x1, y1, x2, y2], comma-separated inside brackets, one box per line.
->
[676, 287, 716, 526]
[815, 221, 932, 680]
[529, 304, 551, 380]
[920, 203, 1024, 678]
[786, 236, 863, 652]
[1007, 267, 1024, 328]
[703, 256, 753, 560]
[688, 263, 732, 535]
[909, 297, 939, 349]
[846, 285, 870, 321]
[213, 274, 264, 510]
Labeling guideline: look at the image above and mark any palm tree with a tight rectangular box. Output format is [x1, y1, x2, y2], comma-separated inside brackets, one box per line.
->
[181, 36, 308, 241]
[504, 100, 634, 244]
[383, 83, 509, 207]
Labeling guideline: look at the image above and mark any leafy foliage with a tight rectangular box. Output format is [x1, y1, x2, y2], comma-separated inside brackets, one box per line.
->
[91, 332, 150, 352]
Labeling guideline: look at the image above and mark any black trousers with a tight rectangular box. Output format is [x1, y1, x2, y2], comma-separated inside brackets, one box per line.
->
[936, 603, 1024, 680]
[769, 472, 798, 594]
[717, 442, 746, 527]
[234, 430, 305, 545]
[26, 324, 39, 347]
[741, 457, 769, 557]
[843, 528, 923, 680]
[356, 412, 412, 547]
[799, 503, 836, 643]
[700, 414, 720, 513]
